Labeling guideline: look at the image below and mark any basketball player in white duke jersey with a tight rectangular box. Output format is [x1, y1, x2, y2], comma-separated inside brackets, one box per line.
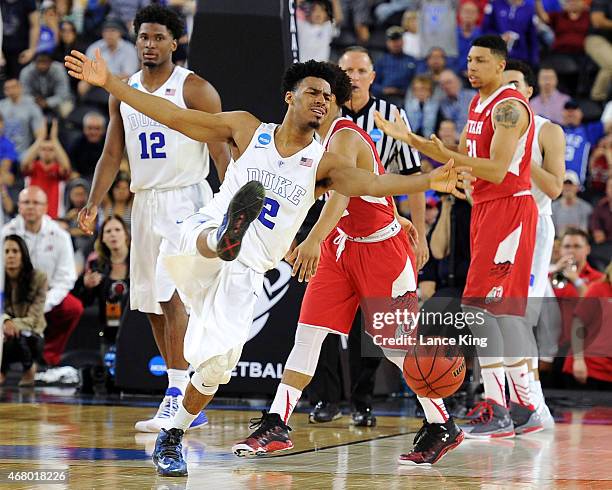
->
[66, 49, 466, 476]
[76, 5, 231, 433]
[503, 60, 565, 430]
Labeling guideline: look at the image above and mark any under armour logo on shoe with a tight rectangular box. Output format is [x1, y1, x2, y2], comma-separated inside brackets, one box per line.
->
[441, 433, 449, 442]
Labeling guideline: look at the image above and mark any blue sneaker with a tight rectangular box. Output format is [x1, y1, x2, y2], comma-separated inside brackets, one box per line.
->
[190, 410, 208, 429]
[153, 428, 187, 477]
[216, 181, 265, 261]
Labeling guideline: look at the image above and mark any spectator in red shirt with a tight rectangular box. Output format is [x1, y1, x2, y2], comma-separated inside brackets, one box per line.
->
[20, 119, 71, 219]
[551, 227, 605, 350]
[588, 133, 611, 198]
[564, 261, 612, 389]
[590, 178, 612, 244]
[548, 0, 590, 55]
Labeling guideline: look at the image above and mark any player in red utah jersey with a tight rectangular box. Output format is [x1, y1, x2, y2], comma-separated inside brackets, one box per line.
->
[375, 35, 542, 438]
[233, 65, 469, 465]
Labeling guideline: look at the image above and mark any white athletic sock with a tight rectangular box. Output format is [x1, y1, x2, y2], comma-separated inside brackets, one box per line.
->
[482, 366, 506, 406]
[505, 363, 533, 408]
[167, 369, 190, 395]
[269, 383, 302, 424]
[171, 400, 199, 431]
[206, 229, 219, 252]
[417, 397, 449, 424]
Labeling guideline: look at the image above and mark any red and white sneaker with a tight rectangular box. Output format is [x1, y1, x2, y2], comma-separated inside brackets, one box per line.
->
[398, 418, 464, 466]
[232, 411, 293, 457]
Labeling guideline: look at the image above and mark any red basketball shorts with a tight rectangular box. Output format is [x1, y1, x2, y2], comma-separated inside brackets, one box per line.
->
[299, 229, 417, 335]
[462, 194, 538, 316]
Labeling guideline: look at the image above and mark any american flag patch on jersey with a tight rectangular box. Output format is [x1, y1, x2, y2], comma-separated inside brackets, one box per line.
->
[165, 88, 176, 96]
[299, 157, 313, 167]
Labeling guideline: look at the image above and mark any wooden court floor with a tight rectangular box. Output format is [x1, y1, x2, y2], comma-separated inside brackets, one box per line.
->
[1, 392, 612, 489]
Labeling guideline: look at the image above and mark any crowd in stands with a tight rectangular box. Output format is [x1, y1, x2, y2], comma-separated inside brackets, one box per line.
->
[0, 0, 610, 389]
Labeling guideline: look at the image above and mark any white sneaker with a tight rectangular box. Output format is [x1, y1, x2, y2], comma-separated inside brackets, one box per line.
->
[134, 387, 208, 432]
[530, 380, 555, 430]
[135, 388, 181, 433]
[537, 402, 555, 430]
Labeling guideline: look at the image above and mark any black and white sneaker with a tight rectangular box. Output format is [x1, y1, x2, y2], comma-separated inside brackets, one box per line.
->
[216, 181, 265, 261]
[351, 406, 377, 427]
[398, 418, 464, 465]
[232, 411, 293, 457]
[309, 401, 342, 423]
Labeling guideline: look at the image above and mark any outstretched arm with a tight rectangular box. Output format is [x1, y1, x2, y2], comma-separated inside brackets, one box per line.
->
[183, 74, 232, 180]
[65, 49, 256, 144]
[375, 102, 529, 184]
[322, 152, 469, 199]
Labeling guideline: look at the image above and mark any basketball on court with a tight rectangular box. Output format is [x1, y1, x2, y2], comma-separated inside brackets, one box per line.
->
[403, 341, 466, 398]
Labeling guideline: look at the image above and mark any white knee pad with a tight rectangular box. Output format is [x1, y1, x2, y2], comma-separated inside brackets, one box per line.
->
[284, 324, 329, 377]
[191, 346, 242, 396]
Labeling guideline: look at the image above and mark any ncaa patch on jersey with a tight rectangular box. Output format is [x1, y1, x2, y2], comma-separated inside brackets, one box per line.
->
[369, 128, 383, 143]
[258, 133, 272, 146]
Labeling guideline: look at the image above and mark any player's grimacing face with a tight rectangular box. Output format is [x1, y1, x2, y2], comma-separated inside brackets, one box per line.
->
[290, 77, 331, 129]
[136, 23, 177, 67]
[467, 46, 503, 88]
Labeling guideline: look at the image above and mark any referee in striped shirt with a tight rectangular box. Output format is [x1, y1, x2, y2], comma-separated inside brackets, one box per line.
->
[308, 47, 428, 426]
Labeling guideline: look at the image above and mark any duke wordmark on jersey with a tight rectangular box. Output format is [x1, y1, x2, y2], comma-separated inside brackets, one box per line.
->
[246, 168, 308, 206]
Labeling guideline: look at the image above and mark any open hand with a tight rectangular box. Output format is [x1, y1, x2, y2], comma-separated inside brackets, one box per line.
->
[374, 108, 412, 143]
[429, 159, 474, 199]
[285, 236, 322, 283]
[65, 48, 109, 87]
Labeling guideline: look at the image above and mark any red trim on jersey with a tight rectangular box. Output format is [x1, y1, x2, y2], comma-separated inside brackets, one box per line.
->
[324, 118, 395, 237]
[466, 86, 535, 204]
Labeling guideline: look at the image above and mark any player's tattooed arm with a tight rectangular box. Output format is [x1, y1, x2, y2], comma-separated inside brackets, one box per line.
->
[493, 100, 521, 129]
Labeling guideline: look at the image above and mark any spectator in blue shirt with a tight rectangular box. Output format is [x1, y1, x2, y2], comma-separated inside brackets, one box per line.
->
[482, 0, 539, 67]
[404, 74, 443, 138]
[456, 1, 482, 76]
[562, 99, 612, 185]
[438, 69, 476, 132]
[372, 26, 418, 107]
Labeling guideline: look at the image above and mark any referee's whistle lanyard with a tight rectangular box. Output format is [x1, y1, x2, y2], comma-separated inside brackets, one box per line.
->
[333, 218, 401, 261]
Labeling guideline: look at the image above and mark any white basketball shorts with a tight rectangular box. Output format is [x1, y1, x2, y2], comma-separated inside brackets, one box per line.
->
[163, 211, 264, 370]
[130, 182, 212, 314]
[526, 214, 555, 325]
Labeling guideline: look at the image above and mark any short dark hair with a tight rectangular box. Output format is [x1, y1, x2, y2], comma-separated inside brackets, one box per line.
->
[282, 60, 337, 95]
[472, 35, 508, 60]
[562, 227, 590, 243]
[327, 63, 352, 106]
[505, 59, 536, 88]
[133, 4, 184, 40]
